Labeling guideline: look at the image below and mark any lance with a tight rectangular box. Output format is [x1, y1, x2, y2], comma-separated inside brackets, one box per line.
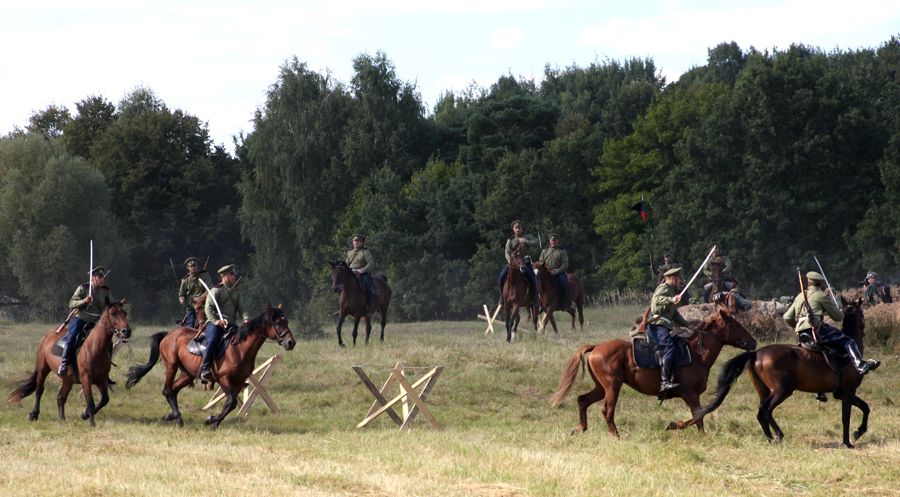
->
[813, 255, 840, 309]
[198, 278, 225, 326]
[678, 245, 717, 300]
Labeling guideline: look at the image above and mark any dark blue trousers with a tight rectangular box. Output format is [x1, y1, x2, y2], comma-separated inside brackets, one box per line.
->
[201, 322, 225, 370]
[181, 307, 197, 328]
[499, 264, 539, 300]
[647, 324, 681, 381]
[64, 317, 91, 345]
[554, 273, 570, 306]
[360, 273, 375, 303]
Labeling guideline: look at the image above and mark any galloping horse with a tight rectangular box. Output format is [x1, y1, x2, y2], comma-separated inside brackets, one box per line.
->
[533, 262, 584, 334]
[330, 261, 391, 347]
[125, 304, 296, 428]
[685, 299, 872, 448]
[8, 301, 132, 427]
[550, 309, 757, 436]
[502, 245, 538, 342]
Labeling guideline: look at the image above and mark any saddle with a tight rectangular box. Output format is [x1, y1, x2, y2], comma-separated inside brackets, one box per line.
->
[51, 322, 96, 357]
[631, 334, 692, 370]
[798, 334, 851, 372]
[186, 331, 230, 359]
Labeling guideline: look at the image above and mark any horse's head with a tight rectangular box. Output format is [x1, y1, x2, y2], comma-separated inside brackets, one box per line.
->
[330, 260, 351, 293]
[102, 299, 132, 342]
[532, 261, 550, 280]
[510, 246, 529, 271]
[258, 304, 296, 350]
[703, 308, 756, 351]
[842, 297, 865, 346]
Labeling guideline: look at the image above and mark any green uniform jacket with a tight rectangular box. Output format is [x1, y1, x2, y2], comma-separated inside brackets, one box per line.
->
[178, 273, 210, 307]
[505, 234, 539, 263]
[783, 286, 843, 333]
[703, 255, 733, 278]
[539, 247, 569, 275]
[649, 283, 688, 328]
[346, 248, 374, 273]
[204, 284, 248, 326]
[69, 284, 113, 322]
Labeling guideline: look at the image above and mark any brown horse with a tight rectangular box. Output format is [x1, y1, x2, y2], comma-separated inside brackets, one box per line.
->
[330, 261, 391, 347]
[685, 299, 872, 448]
[550, 309, 757, 436]
[125, 304, 296, 428]
[502, 246, 538, 342]
[533, 262, 584, 334]
[8, 301, 132, 426]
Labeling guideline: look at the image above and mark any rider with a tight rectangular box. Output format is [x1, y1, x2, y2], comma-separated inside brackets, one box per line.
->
[498, 220, 540, 310]
[657, 253, 689, 305]
[346, 234, 376, 314]
[200, 264, 249, 383]
[178, 256, 209, 328]
[702, 246, 734, 303]
[647, 267, 690, 393]
[862, 271, 891, 305]
[59, 266, 113, 375]
[783, 271, 880, 375]
[539, 233, 571, 310]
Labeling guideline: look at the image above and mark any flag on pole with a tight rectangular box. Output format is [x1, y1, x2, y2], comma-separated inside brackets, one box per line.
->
[630, 200, 650, 223]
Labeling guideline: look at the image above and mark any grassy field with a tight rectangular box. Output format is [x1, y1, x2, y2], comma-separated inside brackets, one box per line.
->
[1, 305, 898, 497]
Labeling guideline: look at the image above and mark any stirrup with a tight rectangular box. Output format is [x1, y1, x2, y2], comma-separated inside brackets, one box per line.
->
[857, 360, 880, 375]
[660, 380, 680, 392]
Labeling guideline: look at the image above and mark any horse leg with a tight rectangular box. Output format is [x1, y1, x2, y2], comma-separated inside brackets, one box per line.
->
[548, 312, 560, 335]
[668, 393, 705, 432]
[336, 314, 346, 348]
[601, 379, 623, 437]
[205, 388, 238, 429]
[577, 301, 584, 332]
[572, 384, 605, 435]
[756, 395, 776, 441]
[80, 377, 97, 427]
[28, 366, 49, 421]
[164, 374, 194, 427]
[505, 306, 513, 342]
[161, 361, 184, 425]
[840, 389, 856, 448]
[849, 393, 870, 442]
[57, 378, 75, 420]
[89, 382, 110, 418]
[351, 318, 360, 347]
[762, 387, 793, 442]
[364, 315, 372, 345]
[379, 305, 387, 342]
[567, 306, 576, 330]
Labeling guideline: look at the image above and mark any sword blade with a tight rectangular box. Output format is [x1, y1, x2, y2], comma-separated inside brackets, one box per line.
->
[198, 278, 225, 324]
[813, 255, 840, 308]
[679, 245, 717, 299]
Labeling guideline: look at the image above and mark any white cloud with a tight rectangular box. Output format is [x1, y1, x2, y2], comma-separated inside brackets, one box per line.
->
[491, 27, 527, 49]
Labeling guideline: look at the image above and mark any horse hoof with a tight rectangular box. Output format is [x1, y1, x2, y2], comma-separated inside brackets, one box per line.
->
[163, 413, 177, 422]
[843, 441, 855, 449]
[569, 428, 584, 436]
[81, 410, 90, 420]
[27, 412, 38, 421]
[204, 416, 216, 426]
[339, 343, 346, 348]
[852, 430, 864, 441]
[666, 421, 678, 431]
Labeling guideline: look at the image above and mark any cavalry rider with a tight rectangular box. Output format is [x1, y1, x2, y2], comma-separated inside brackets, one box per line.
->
[702, 246, 735, 303]
[346, 234, 376, 314]
[200, 264, 248, 383]
[783, 271, 880, 375]
[539, 233, 571, 310]
[59, 266, 113, 375]
[862, 271, 891, 305]
[647, 267, 690, 393]
[657, 253, 690, 305]
[178, 256, 209, 328]
[498, 220, 540, 309]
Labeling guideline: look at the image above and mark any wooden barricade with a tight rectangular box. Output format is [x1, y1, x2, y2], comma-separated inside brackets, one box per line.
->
[478, 303, 502, 335]
[353, 362, 443, 431]
[202, 354, 282, 416]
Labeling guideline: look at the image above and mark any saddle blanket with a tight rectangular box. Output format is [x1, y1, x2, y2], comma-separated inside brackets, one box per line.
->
[631, 335, 691, 370]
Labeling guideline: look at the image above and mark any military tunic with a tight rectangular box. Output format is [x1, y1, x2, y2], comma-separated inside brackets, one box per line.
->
[204, 284, 248, 326]
[703, 254, 733, 278]
[505, 234, 539, 263]
[539, 246, 569, 275]
[178, 274, 210, 307]
[649, 283, 688, 329]
[69, 284, 113, 322]
[346, 248, 374, 273]
[783, 286, 843, 333]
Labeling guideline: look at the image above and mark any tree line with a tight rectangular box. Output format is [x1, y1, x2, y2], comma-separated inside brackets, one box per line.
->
[1, 38, 897, 332]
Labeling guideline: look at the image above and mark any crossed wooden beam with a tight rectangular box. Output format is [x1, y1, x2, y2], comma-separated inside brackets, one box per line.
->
[203, 354, 282, 416]
[478, 303, 502, 335]
[353, 362, 443, 431]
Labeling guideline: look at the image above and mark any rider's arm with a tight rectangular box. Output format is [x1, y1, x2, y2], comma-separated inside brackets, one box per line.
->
[820, 292, 844, 322]
[357, 250, 373, 273]
[523, 234, 539, 247]
[783, 297, 798, 328]
[69, 285, 89, 309]
[555, 250, 569, 275]
[722, 256, 733, 275]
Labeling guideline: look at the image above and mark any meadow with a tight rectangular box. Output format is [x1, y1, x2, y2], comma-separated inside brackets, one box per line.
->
[1, 305, 897, 497]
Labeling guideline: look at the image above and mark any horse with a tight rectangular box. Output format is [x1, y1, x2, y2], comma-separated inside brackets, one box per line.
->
[8, 301, 132, 427]
[125, 304, 296, 428]
[533, 262, 584, 334]
[684, 299, 872, 448]
[329, 261, 391, 347]
[550, 308, 757, 436]
[502, 245, 539, 342]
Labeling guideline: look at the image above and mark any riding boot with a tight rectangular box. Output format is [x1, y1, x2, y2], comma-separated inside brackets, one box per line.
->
[659, 359, 680, 392]
[845, 341, 880, 375]
[199, 353, 213, 383]
[58, 341, 75, 375]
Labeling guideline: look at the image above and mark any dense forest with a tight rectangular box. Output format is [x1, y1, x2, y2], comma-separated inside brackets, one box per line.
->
[1, 38, 898, 331]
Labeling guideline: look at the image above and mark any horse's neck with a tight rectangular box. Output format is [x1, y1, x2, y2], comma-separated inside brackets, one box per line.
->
[85, 315, 113, 348]
[690, 327, 726, 368]
[233, 328, 267, 364]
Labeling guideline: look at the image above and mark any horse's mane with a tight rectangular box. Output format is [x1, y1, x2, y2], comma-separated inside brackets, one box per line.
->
[841, 303, 864, 343]
[246, 306, 282, 331]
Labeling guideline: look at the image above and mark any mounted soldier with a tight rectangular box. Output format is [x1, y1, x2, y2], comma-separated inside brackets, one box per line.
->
[498, 220, 540, 310]
[59, 266, 114, 375]
[178, 256, 210, 329]
[657, 253, 690, 305]
[346, 234, 376, 315]
[199, 264, 249, 383]
[783, 271, 880, 375]
[647, 267, 692, 393]
[702, 246, 735, 303]
[538, 233, 572, 311]
[862, 271, 892, 305]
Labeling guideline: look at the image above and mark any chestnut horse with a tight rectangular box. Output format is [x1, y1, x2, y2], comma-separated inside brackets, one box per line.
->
[8, 301, 132, 427]
[330, 261, 391, 347]
[685, 299, 872, 448]
[125, 304, 295, 428]
[533, 262, 584, 334]
[550, 309, 757, 436]
[502, 245, 538, 342]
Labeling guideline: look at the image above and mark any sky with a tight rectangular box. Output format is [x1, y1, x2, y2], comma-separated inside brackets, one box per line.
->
[1, 0, 897, 153]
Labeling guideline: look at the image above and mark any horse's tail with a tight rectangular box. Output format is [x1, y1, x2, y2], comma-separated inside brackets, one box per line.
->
[125, 331, 167, 389]
[688, 350, 756, 425]
[550, 343, 595, 407]
[7, 369, 38, 403]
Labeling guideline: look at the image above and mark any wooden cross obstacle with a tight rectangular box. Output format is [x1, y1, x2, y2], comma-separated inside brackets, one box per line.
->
[202, 354, 282, 416]
[353, 362, 443, 431]
[478, 303, 502, 335]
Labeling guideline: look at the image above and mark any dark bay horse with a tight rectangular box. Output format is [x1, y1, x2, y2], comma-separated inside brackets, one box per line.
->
[125, 304, 295, 428]
[550, 309, 757, 436]
[8, 301, 132, 427]
[330, 261, 391, 347]
[533, 262, 584, 334]
[685, 299, 872, 448]
[502, 246, 538, 342]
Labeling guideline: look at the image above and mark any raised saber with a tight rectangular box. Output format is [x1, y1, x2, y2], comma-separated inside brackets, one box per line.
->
[197, 278, 225, 326]
[678, 245, 717, 300]
[88, 240, 94, 297]
[813, 255, 840, 309]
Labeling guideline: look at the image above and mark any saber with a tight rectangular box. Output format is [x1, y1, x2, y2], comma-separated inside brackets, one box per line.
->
[813, 255, 840, 309]
[198, 278, 225, 326]
[88, 240, 94, 297]
[169, 258, 179, 281]
[678, 245, 717, 300]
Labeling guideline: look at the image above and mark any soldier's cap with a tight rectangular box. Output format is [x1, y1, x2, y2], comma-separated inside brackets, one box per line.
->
[510, 220, 524, 229]
[663, 267, 682, 277]
[806, 271, 825, 282]
[548, 233, 559, 240]
[90, 266, 107, 276]
[184, 256, 200, 266]
[217, 264, 237, 275]
[866, 271, 877, 279]
[352, 233, 367, 242]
